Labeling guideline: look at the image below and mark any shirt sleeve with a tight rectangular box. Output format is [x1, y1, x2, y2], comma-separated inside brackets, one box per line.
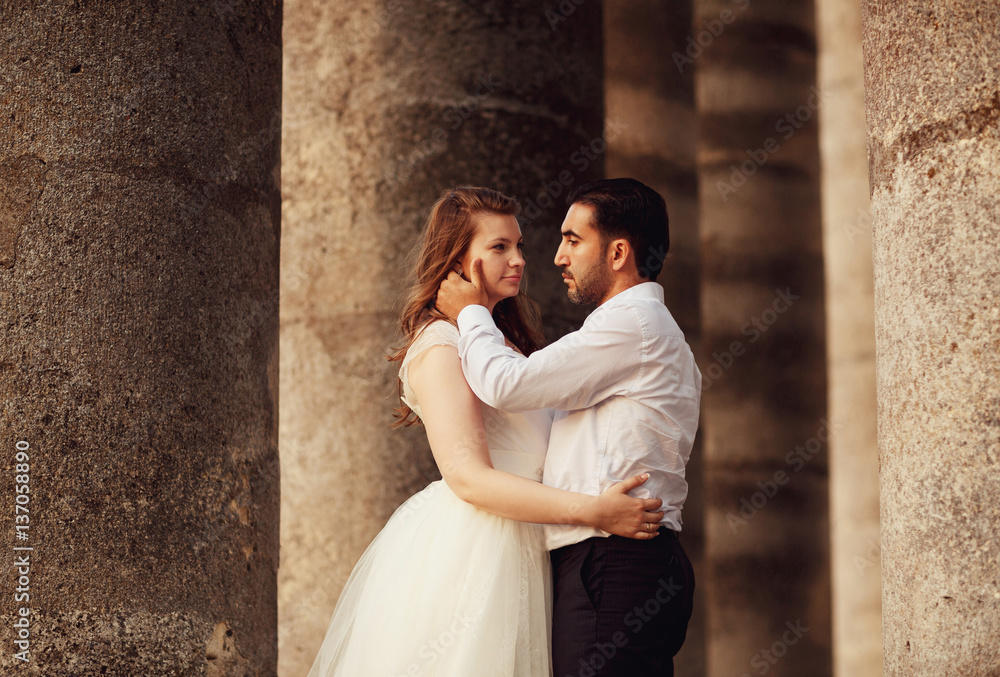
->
[455, 303, 644, 412]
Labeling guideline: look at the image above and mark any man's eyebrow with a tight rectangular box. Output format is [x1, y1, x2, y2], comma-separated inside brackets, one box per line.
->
[561, 229, 582, 239]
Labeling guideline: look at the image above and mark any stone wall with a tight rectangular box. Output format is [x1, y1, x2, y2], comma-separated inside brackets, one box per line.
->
[862, 2, 1000, 675]
[694, 0, 832, 674]
[0, 1, 282, 674]
[816, 0, 882, 674]
[278, 2, 604, 674]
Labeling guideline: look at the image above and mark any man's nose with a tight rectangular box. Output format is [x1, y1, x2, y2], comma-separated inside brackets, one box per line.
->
[554, 245, 567, 267]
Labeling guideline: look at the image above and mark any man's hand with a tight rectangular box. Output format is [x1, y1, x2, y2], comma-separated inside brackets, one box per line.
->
[587, 473, 665, 540]
[436, 259, 488, 320]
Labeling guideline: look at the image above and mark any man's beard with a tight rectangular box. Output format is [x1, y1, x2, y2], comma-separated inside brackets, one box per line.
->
[565, 264, 612, 305]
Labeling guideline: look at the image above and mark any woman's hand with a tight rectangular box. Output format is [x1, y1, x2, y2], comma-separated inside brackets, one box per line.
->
[587, 473, 665, 539]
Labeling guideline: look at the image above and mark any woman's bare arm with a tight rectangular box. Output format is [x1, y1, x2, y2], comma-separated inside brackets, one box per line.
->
[408, 344, 663, 538]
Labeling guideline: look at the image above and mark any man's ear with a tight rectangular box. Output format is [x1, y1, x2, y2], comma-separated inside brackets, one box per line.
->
[608, 238, 631, 272]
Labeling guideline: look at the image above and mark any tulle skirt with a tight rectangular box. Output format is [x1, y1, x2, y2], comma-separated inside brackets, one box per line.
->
[306, 479, 553, 677]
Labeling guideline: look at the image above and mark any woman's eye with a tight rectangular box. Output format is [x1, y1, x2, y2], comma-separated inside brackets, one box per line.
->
[493, 244, 505, 251]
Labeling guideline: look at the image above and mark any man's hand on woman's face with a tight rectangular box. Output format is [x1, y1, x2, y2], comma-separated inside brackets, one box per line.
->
[436, 258, 488, 319]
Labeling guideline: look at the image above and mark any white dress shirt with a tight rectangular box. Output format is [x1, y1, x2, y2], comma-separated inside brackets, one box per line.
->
[456, 281, 702, 551]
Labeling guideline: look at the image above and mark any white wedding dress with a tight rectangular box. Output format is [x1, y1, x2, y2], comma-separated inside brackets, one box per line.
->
[307, 321, 554, 677]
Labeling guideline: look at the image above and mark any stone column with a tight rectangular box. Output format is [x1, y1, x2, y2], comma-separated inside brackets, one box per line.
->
[604, 3, 705, 674]
[861, 3, 1000, 675]
[816, 0, 882, 675]
[279, 2, 604, 674]
[0, 1, 282, 675]
[693, 0, 832, 674]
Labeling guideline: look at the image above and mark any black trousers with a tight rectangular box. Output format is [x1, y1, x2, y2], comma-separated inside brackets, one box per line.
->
[550, 528, 695, 677]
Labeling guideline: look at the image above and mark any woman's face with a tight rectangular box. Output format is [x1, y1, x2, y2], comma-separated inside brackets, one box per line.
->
[459, 212, 525, 311]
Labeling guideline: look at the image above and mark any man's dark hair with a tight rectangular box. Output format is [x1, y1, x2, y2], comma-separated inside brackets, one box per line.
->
[567, 177, 669, 281]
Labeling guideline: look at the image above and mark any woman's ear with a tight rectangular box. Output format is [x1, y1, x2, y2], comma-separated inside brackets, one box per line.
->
[454, 255, 469, 281]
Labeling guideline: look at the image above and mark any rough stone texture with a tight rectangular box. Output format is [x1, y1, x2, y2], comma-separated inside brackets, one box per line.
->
[603, 3, 705, 675]
[694, 0, 832, 674]
[861, 3, 1000, 675]
[816, 0, 883, 675]
[0, 1, 282, 675]
[278, 2, 604, 674]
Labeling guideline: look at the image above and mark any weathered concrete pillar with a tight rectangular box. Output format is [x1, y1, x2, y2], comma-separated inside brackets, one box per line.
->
[861, 3, 1000, 675]
[816, 0, 882, 675]
[604, 3, 704, 674]
[279, 2, 604, 674]
[693, 0, 831, 674]
[0, 2, 281, 675]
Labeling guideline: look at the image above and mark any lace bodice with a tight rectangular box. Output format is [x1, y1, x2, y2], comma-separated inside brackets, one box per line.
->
[399, 321, 551, 482]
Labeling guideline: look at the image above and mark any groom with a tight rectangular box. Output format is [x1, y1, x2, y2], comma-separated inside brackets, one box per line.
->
[437, 177, 701, 676]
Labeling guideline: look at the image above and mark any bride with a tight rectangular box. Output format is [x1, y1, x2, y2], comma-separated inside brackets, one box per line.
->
[306, 187, 665, 677]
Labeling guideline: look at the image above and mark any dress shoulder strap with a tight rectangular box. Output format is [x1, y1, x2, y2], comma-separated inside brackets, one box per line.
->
[399, 321, 460, 396]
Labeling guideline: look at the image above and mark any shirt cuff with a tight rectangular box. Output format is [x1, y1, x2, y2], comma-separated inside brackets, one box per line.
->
[456, 304, 495, 334]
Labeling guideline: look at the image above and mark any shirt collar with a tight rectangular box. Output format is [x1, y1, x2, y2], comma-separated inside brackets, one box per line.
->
[598, 281, 664, 309]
